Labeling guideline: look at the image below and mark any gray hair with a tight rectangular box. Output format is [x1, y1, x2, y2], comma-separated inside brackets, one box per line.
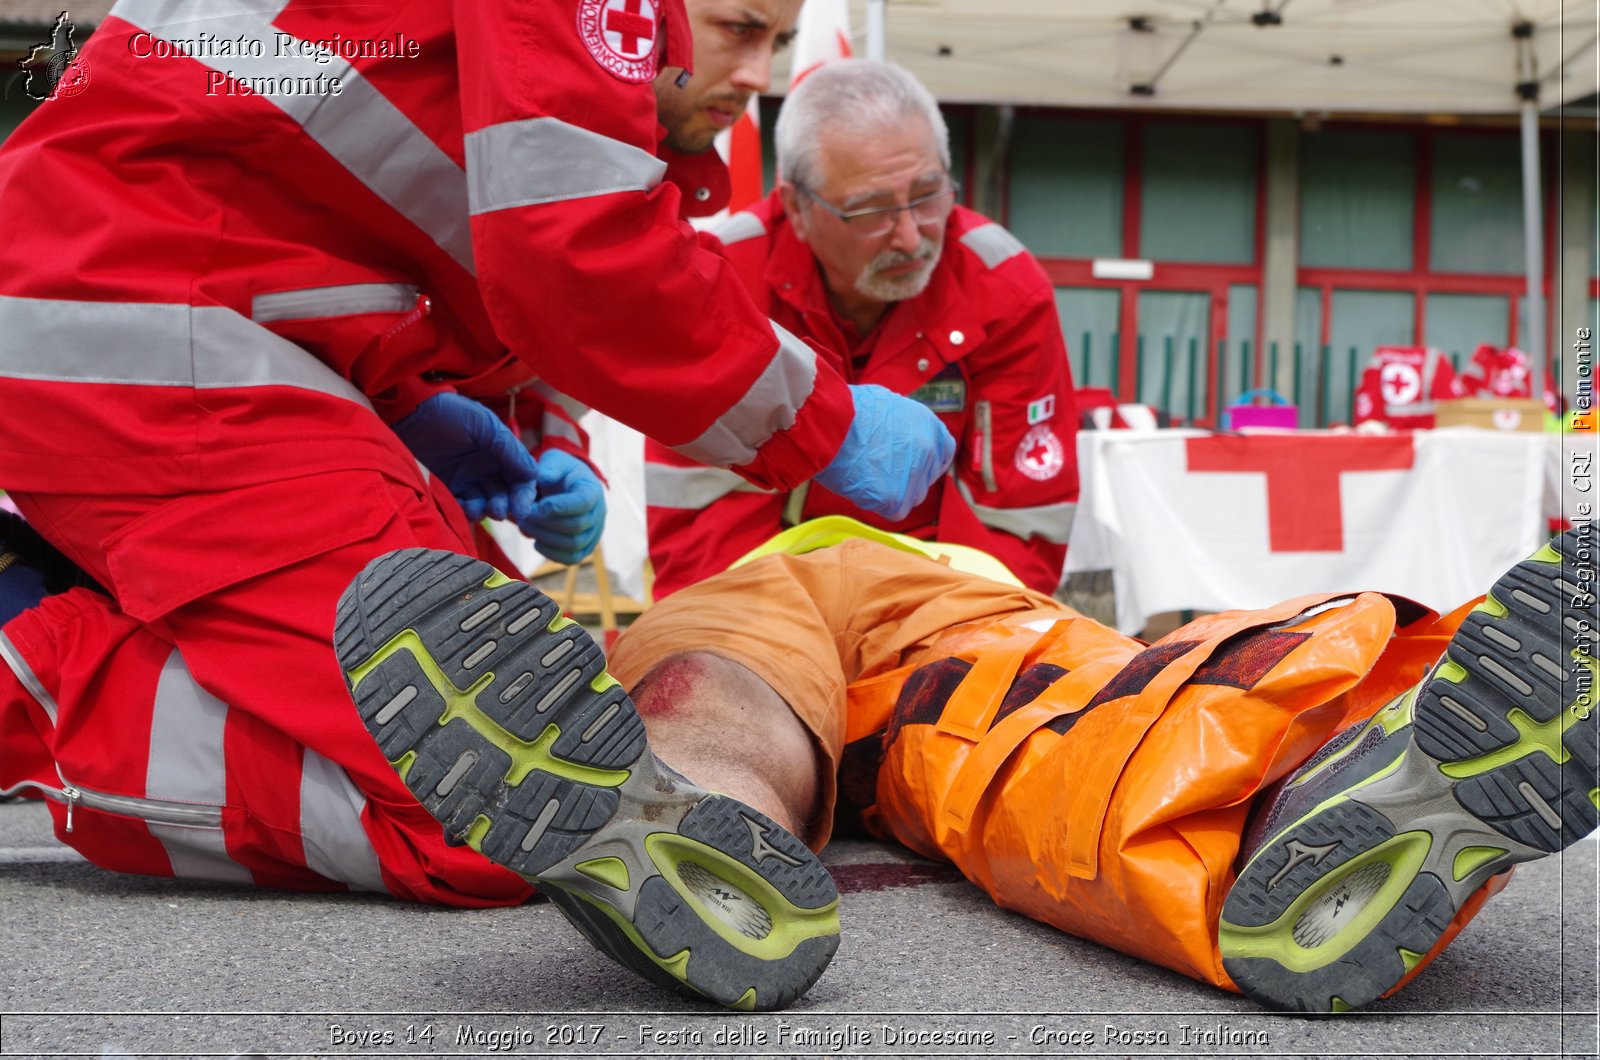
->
[775, 59, 951, 192]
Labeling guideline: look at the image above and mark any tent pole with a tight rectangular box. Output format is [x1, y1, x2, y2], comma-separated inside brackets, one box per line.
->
[1519, 99, 1546, 390]
[866, 0, 886, 60]
[1515, 24, 1546, 392]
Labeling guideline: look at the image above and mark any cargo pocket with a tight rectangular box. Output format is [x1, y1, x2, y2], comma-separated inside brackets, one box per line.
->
[101, 469, 401, 622]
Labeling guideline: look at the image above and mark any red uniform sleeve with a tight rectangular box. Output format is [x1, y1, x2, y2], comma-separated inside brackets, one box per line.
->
[451, 0, 851, 492]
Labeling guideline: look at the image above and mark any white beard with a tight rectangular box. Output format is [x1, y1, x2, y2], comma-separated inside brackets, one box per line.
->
[853, 236, 941, 304]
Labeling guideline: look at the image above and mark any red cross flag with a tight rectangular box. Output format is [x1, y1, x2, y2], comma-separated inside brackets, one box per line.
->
[1067, 430, 1545, 634]
[789, 0, 853, 89]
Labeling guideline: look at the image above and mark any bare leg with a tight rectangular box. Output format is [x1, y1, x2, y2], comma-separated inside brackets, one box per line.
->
[630, 651, 825, 844]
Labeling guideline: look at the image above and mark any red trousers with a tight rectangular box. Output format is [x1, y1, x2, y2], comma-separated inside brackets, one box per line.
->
[1, 465, 531, 906]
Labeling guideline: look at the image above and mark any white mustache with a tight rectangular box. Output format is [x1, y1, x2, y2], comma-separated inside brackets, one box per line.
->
[868, 239, 937, 274]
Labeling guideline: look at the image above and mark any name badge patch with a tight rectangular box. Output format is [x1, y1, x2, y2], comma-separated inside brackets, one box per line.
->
[911, 366, 966, 413]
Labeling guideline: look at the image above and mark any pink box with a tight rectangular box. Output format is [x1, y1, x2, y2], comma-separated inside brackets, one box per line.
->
[1226, 389, 1298, 430]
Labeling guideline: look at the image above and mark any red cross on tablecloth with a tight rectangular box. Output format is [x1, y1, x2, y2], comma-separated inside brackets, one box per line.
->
[1185, 434, 1416, 552]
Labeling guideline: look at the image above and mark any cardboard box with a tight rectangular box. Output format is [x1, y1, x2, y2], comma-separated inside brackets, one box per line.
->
[1433, 397, 1547, 433]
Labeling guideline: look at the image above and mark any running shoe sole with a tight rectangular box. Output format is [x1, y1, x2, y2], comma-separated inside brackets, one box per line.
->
[1219, 525, 1599, 1012]
[334, 548, 841, 1011]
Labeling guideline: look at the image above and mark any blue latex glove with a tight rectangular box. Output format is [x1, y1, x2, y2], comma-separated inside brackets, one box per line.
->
[516, 449, 607, 565]
[393, 392, 537, 522]
[814, 384, 957, 521]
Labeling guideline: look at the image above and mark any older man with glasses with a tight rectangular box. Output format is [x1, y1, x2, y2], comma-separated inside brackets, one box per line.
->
[646, 59, 1080, 599]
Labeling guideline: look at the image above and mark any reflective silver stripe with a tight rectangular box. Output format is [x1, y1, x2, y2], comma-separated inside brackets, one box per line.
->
[531, 381, 589, 423]
[466, 117, 666, 214]
[146, 649, 252, 883]
[976, 400, 998, 493]
[955, 478, 1075, 544]
[709, 211, 767, 246]
[251, 283, 419, 323]
[961, 223, 1026, 270]
[299, 749, 387, 893]
[0, 295, 372, 409]
[645, 463, 771, 509]
[110, 0, 474, 272]
[0, 632, 60, 725]
[781, 482, 809, 526]
[676, 322, 818, 467]
[541, 411, 583, 449]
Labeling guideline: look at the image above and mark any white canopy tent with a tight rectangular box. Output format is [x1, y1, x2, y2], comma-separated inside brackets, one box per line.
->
[824, 0, 1595, 115]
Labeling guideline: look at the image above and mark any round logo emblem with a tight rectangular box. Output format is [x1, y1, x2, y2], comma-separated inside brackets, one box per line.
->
[1015, 424, 1064, 481]
[54, 57, 90, 98]
[1379, 362, 1423, 406]
[578, 0, 659, 83]
[1492, 408, 1524, 431]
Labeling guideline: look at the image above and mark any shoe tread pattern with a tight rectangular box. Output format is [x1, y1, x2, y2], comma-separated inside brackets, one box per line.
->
[1415, 527, 1599, 852]
[337, 548, 644, 874]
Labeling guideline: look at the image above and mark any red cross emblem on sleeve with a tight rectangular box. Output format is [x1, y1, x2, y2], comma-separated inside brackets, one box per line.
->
[1015, 424, 1065, 481]
[579, 0, 659, 83]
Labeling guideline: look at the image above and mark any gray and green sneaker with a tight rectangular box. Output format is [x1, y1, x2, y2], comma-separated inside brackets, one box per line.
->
[335, 547, 840, 1011]
[1219, 526, 1599, 1012]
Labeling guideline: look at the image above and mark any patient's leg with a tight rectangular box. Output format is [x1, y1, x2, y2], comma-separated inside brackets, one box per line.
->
[630, 651, 825, 843]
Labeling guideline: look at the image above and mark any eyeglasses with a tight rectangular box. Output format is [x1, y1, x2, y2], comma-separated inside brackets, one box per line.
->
[798, 180, 959, 238]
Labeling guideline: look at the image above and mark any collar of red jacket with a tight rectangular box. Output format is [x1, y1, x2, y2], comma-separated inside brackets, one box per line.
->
[659, 143, 731, 218]
[656, 0, 694, 78]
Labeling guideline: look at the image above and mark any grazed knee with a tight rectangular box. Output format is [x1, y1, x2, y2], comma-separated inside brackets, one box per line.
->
[631, 651, 742, 719]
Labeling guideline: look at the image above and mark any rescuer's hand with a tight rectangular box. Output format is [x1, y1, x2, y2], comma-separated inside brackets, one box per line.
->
[515, 449, 606, 565]
[393, 392, 538, 523]
[813, 384, 956, 522]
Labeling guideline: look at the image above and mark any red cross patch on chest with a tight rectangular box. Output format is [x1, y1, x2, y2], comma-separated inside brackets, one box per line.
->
[578, 0, 659, 83]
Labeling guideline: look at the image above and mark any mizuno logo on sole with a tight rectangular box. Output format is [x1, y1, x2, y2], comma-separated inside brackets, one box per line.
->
[1268, 838, 1341, 891]
[743, 814, 804, 867]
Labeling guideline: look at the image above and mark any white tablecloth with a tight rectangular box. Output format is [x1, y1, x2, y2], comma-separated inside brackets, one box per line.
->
[1066, 428, 1589, 634]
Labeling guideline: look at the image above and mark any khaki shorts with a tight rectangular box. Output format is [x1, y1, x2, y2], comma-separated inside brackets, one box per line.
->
[607, 539, 1063, 812]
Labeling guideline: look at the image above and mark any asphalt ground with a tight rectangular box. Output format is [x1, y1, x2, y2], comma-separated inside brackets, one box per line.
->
[0, 792, 1596, 1060]
[3, 566, 1597, 1059]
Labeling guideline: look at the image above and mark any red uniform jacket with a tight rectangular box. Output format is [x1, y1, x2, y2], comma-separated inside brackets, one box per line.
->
[0, 0, 852, 499]
[1353, 346, 1465, 430]
[647, 194, 1078, 597]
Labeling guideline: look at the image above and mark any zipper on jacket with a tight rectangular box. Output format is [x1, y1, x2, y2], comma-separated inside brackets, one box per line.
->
[378, 292, 433, 353]
[4, 776, 223, 832]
